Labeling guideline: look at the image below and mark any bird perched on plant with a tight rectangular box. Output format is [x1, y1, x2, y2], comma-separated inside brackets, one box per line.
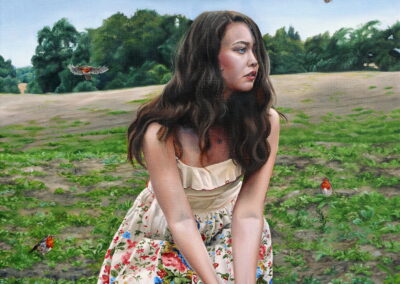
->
[320, 177, 333, 196]
[68, 64, 108, 80]
[29, 235, 55, 255]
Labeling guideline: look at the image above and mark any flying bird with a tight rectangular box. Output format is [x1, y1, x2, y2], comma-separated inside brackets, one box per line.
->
[320, 177, 333, 196]
[29, 235, 55, 255]
[324, 0, 332, 2]
[68, 65, 108, 80]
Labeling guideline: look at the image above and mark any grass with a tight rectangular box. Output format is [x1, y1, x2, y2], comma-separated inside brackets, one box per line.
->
[0, 106, 399, 283]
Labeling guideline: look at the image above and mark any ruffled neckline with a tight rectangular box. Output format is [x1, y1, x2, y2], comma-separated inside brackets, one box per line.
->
[176, 157, 234, 169]
[175, 157, 243, 190]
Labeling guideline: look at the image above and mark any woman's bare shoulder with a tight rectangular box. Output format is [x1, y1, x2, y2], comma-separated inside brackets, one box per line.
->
[143, 122, 171, 152]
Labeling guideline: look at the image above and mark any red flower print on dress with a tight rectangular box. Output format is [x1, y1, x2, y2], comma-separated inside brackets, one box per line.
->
[101, 274, 109, 283]
[227, 238, 232, 245]
[259, 245, 267, 260]
[127, 240, 138, 249]
[213, 263, 219, 268]
[104, 265, 111, 274]
[146, 264, 156, 271]
[150, 255, 158, 261]
[104, 249, 111, 259]
[157, 270, 168, 278]
[267, 261, 272, 267]
[121, 251, 132, 265]
[140, 255, 149, 260]
[137, 248, 145, 254]
[113, 236, 119, 243]
[162, 252, 187, 272]
[216, 249, 221, 255]
[155, 247, 161, 254]
[114, 263, 120, 270]
[129, 265, 138, 270]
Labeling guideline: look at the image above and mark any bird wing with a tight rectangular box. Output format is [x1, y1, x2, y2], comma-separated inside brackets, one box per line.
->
[68, 65, 85, 75]
[88, 66, 109, 74]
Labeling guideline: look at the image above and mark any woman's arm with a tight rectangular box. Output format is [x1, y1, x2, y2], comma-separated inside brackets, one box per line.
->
[143, 122, 220, 284]
[231, 108, 280, 283]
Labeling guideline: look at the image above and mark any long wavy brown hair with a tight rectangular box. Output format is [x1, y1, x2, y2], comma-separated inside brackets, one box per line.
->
[127, 10, 288, 175]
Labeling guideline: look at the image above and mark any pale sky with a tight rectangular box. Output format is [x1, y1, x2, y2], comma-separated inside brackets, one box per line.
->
[0, 0, 398, 67]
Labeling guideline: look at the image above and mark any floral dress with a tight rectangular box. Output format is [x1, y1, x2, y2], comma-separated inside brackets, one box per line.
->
[97, 157, 273, 284]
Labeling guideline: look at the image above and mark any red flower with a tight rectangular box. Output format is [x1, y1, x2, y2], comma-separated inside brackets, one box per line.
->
[129, 265, 138, 270]
[140, 255, 149, 260]
[216, 250, 221, 255]
[155, 247, 161, 254]
[114, 263, 120, 270]
[104, 265, 111, 274]
[150, 255, 158, 261]
[268, 261, 272, 267]
[213, 263, 219, 268]
[226, 238, 232, 245]
[201, 234, 206, 241]
[192, 274, 199, 283]
[101, 274, 109, 283]
[127, 240, 138, 249]
[146, 264, 156, 271]
[137, 248, 145, 254]
[259, 245, 267, 260]
[113, 236, 119, 243]
[122, 251, 132, 265]
[104, 249, 111, 259]
[161, 252, 186, 272]
[157, 269, 168, 278]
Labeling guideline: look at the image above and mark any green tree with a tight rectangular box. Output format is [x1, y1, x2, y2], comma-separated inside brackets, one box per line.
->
[303, 32, 331, 72]
[264, 26, 306, 74]
[373, 21, 400, 71]
[31, 18, 80, 93]
[16, 66, 34, 84]
[90, 10, 190, 90]
[0, 55, 19, 93]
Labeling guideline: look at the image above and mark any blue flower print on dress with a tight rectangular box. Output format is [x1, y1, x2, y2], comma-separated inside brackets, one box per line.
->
[122, 231, 131, 239]
[269, 279, 273, 284]
[206, 220, 213, 224]
[154, 276, 163, 283]
[256, 266, 263, 278]
[110, 277, 116, 284]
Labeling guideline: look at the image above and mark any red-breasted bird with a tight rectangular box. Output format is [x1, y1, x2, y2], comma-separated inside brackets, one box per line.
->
[29, 235, 55, 255]
[320, 177, 333, 196]
[68, 65, 108, 80]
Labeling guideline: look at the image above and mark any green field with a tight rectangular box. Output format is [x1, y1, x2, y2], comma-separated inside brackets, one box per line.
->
[0, 104, 399, 283]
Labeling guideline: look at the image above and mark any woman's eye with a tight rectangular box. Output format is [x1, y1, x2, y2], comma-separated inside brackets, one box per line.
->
[236, 48, 246, 54]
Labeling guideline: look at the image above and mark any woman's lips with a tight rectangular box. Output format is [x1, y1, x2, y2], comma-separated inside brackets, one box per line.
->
[244, 71, 257, 80]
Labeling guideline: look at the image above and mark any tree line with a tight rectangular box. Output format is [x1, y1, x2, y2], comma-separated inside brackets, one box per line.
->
[0, 9, 399, 94]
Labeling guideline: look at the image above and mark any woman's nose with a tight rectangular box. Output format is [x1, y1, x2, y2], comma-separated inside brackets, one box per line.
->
[248, 51, 258, 67]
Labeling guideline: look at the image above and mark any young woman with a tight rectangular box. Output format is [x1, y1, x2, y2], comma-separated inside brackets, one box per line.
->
[98, 10, 287, 284]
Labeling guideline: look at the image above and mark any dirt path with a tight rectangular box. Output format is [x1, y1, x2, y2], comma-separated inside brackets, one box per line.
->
[1, 71, 399, 129]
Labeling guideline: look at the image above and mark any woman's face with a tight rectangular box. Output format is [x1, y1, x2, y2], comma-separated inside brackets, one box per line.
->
[218, 22, 259, 100]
